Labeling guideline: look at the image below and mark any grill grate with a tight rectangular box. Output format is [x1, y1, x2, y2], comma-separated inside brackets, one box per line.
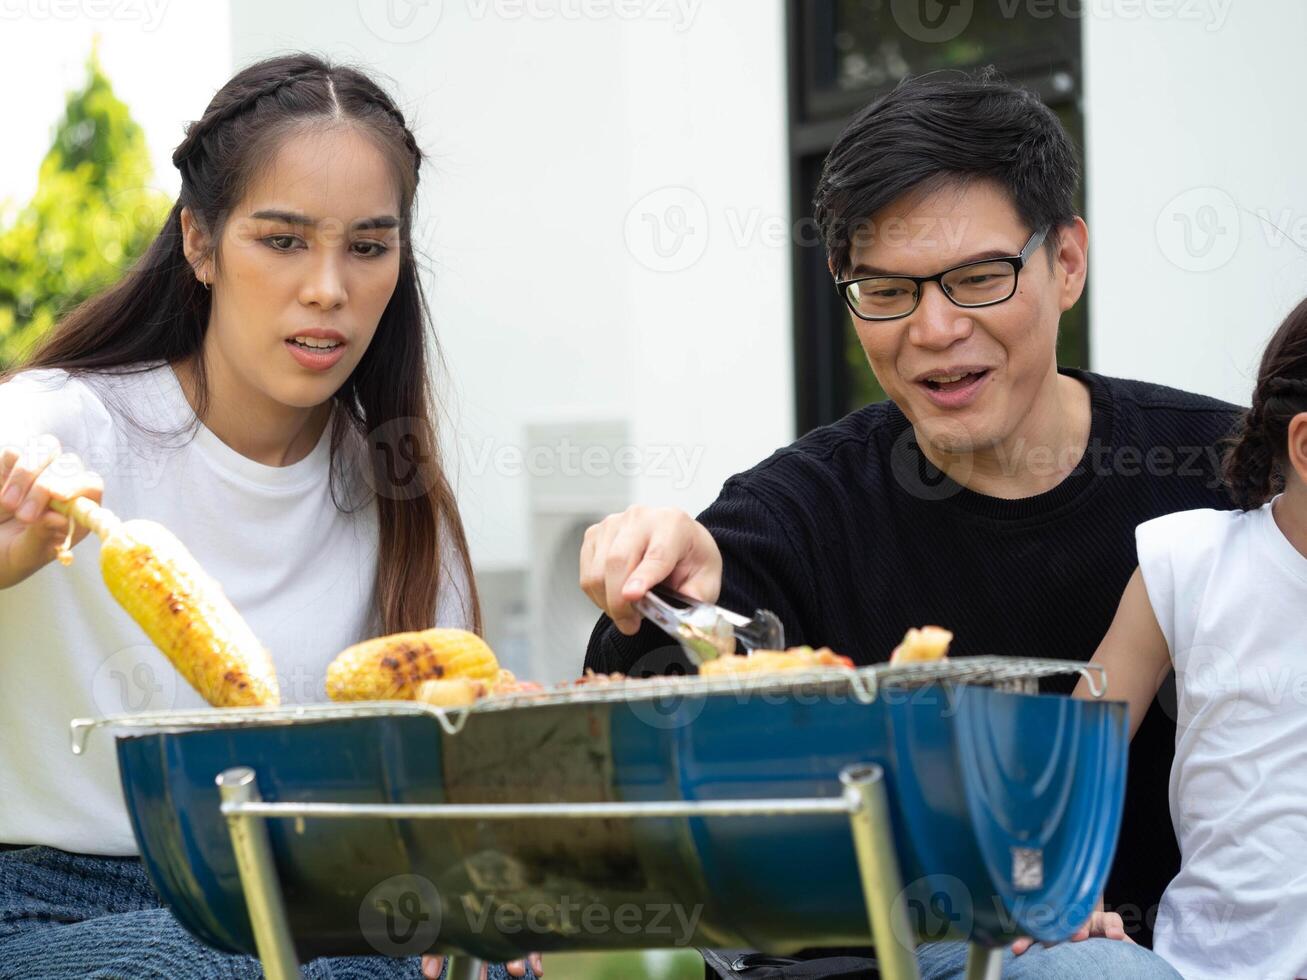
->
[70, 654, 1107, 751]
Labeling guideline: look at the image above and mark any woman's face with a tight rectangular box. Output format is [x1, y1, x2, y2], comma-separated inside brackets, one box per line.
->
[188, 126, 403, 411]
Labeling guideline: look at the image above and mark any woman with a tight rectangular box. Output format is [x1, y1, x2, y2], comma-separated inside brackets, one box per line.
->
[0, 53, 539, 980]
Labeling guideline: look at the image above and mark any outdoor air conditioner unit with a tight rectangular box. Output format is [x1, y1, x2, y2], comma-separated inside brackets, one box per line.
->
[525, 419, 631, 684]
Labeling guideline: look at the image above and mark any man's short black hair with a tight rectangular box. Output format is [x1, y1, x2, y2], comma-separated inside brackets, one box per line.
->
[813, 68, 1081, 277]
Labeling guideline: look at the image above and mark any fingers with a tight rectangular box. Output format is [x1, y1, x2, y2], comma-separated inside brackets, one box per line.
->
[503, 955, 543, 978]
[602, 520, 650, 634]
[0, 439, 101, 528]
[579, 507, 674, 633]
[419, 953, 542, 979]
[579, 506, 721, 635]
[0, 447, 15, 512]
[579, 526, 597, 602]
[1097, 911, 1133, 942]
[579, 517, 620, 616]
[0, 436, 60, 520]
[1069, 909, 1133, 943]
[620, 519, 692, 601]
[1017, 910, 1136, 960]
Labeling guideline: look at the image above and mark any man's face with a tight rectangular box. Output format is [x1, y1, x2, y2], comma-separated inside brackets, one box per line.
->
[842, 179, 1086, 455]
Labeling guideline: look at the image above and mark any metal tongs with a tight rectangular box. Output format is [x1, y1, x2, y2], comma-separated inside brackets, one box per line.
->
[633, 585, 784, 668]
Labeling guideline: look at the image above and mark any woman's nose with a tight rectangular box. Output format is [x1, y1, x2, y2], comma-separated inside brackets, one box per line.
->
[299, 253, 348, 310]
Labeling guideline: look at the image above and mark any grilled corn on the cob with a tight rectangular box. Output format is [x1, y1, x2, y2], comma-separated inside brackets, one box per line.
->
[326, 627, 499, 701]
[52, 496, 280, 707]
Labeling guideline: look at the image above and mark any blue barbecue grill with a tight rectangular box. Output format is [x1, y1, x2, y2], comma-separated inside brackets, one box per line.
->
[70, 656, 1127, 980]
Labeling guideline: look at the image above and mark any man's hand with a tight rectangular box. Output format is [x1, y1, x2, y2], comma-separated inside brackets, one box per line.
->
[1011, 909, 1134, 955]
[421, 953, 544, 978]
[579, 506, 722, 634]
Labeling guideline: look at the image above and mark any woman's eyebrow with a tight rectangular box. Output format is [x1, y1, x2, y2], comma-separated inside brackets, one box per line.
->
[249, 209, 399, 231]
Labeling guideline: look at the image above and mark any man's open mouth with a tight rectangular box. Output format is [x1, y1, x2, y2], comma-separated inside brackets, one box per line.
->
[921, 370, 989, 393]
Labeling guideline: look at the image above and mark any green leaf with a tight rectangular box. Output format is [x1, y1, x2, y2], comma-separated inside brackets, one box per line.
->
[0, 42, 170, 368]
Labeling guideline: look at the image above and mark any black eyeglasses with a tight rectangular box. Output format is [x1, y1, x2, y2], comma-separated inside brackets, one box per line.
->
[836, 226, 1050, 322]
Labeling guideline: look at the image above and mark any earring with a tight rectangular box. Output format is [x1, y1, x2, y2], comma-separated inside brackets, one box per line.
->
[200, 277, 210, 291]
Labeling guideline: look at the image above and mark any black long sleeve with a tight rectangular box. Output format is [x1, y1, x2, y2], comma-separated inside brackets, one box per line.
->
[584, 367, 1241, 948]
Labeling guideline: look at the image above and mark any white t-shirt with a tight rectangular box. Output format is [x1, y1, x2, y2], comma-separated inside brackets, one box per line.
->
[0, 363, 472, 856]
[1137, 502, 1307, 980]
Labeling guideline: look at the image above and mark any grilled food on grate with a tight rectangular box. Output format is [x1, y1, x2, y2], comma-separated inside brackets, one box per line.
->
[889, 626, 953, 665]
[51, 496, 280, 707]
[414, 669, 542, 708]
[697, 645, 855, 676]
[329, 619, 951, 710]
[326, 627, 500, 701]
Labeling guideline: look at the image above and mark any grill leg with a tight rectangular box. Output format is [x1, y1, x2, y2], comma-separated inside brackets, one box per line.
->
[839, 764, 921, 980]
[964, 944, 1003, 980]
[217, 767, 304, 980]
[445, 956, 487, 980]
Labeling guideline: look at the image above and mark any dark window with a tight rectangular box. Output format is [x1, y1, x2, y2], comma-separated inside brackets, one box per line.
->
[788, 0, 1087, 433]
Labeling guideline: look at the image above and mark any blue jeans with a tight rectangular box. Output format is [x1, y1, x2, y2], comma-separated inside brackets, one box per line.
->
[0, 846, 533, 980]
[916, 938, 1183, 979]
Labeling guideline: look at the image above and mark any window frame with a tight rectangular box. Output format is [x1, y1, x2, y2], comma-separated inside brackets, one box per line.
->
[786, 0, 1087, 433]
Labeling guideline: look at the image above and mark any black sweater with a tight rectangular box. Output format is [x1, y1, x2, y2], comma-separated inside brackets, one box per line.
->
[584, 368, 1241, 950]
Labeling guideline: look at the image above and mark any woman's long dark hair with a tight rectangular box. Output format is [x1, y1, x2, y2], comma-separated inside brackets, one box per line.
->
[4, 52, 480, 635]
[1223, 296, 1307, 510]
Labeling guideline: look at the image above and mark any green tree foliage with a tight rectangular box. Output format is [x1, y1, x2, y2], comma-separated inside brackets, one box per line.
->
[0, 40, 170, 370]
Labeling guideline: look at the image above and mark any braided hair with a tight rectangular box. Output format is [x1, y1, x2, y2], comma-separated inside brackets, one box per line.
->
[171, 55, 423, 197]
[12, 54, 481, 636]
[1222, 296, 1307, 509]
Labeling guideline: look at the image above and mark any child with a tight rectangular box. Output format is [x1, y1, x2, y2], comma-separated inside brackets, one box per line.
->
[0, 53, 538, 980]
[1072, 298, 1307, 980]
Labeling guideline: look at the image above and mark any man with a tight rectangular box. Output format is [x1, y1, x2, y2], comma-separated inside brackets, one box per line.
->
[581, 71, 1237, 978]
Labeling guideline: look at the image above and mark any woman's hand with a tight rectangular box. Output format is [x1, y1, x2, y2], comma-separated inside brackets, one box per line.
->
[0, 436, 103, 590]
[421, 953, 544, 978]
[1010, 909, 1134, 955]
[579, 505, 722, 634]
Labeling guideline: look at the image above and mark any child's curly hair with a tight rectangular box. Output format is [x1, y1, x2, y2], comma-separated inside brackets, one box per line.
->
[1222, 296, 1307, 509]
